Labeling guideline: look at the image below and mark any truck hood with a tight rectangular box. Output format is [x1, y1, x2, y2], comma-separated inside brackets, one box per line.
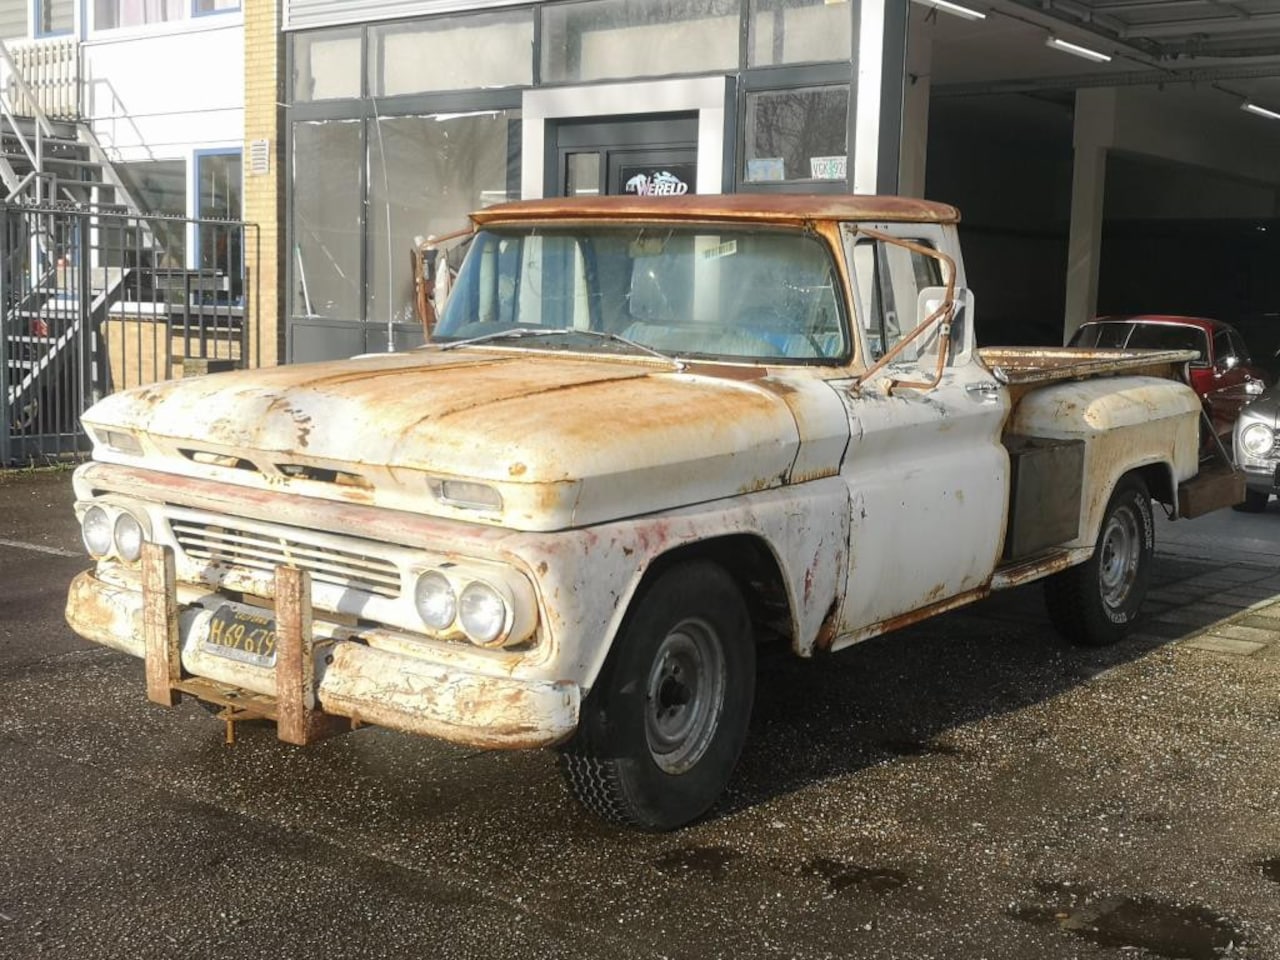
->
[83, 349, 850, 530]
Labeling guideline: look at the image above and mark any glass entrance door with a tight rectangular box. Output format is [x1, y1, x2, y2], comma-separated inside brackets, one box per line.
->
[554, 114, 698, 197]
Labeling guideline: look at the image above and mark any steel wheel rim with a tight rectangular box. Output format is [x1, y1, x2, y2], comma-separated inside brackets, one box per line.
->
[1098, 503, 1141, 610]
[644, 617, 726, 775]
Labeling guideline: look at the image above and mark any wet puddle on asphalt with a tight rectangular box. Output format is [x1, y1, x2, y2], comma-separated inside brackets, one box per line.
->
[1259, 858, 1280, 884]
[1011, 880, 1244, 959]
[802, 858, 910, 896]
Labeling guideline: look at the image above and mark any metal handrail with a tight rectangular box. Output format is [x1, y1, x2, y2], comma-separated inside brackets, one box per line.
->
[0, 37, 55, 203]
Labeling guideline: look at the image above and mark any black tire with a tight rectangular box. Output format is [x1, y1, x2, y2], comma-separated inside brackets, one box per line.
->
[1233, 489, 1269, 513]
[1045, 474, 1154, 647]
[558, 560, 755, 831]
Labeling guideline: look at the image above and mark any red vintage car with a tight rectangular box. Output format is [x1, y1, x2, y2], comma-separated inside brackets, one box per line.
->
[1069, 315, 1269, 446]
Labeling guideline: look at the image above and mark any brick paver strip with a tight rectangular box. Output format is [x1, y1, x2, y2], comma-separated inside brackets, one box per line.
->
[1238, 615, 1280, 633]
[1208, 623, 1279, 644]
[1155, 605, 1248, 627]
[1183, 636, 1268, 656]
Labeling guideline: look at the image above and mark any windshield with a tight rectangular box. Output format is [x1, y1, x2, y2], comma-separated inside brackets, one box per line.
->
[432, 226, 847, 362]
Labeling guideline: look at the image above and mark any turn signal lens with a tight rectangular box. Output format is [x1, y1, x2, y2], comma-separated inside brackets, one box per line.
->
[82, 506, 113, 557]
[113, 512, 145, 563]
[459, 581, 508, 646]
[436, 480, 503, 511]
[1241, 422, 1275, 458]
[414, 571, 457, 630]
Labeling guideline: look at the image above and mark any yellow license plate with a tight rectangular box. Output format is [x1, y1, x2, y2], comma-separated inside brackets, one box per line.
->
[203, 605, 277, 668]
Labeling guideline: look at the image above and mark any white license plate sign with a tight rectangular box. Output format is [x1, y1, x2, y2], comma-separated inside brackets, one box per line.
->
[202, 605, 277, 668]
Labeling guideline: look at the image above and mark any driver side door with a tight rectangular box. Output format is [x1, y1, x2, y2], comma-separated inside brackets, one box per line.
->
[832, 221, 1011, 645]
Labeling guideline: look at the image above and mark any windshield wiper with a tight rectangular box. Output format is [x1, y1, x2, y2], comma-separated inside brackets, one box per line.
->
[437, 328, 684, 369]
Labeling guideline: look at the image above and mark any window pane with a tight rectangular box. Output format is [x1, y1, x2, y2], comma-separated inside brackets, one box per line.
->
[292, 28, 361, 102]
[115, 159, 186, 266]
[195, 0, 239, 12]
[749, 0, 852, 67]
[853, 239, 941, 359]
[293, 120, 362, 320]
[367, 112, 519, 329]
[541, 0, 740, 83]
[94, 0, 182, 29]
[370, 11, 532, 96]
[744, 85, 848, 183]
[38, 0, 74, 35]
[198, 152, 242, 301]
[566, 153, 601, 197]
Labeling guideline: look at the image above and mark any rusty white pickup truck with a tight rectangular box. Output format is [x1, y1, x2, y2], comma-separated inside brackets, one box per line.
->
[66, 195, 1237, 831]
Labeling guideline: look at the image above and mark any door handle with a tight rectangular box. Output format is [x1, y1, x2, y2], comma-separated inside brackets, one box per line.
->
[965, 381, 1000, 399]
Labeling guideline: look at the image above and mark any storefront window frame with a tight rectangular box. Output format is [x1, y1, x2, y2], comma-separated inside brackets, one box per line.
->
[282, 4, 872, 357]
[735, 63, 855, 194]
[285, 25, 523, 345]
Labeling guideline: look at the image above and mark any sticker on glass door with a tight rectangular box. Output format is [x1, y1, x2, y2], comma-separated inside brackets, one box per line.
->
[620, 164, 696, 196]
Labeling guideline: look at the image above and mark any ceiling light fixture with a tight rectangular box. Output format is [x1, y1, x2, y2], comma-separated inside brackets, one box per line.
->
[1242, 102, 1280, 121]
[911, 0, 986, 21]
[1045, 35, 1112, 63]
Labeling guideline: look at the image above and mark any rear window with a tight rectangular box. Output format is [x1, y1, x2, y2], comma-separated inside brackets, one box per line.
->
[1070, 323, 1132, 348]
[1127, 324, 1208, 364]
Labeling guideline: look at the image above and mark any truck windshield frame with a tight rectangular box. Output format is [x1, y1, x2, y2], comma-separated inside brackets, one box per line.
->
[431, 225, 850, 364]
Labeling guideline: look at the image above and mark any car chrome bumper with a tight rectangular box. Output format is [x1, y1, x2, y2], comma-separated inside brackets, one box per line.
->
[65, 551, 580, 751]
[1239, 461, 1280, 495]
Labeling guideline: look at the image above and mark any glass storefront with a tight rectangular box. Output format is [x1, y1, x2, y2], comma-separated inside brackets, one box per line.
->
[540, 0, 740, 83]
[284, 0, 868, 358]
[367, 112, 519, 327]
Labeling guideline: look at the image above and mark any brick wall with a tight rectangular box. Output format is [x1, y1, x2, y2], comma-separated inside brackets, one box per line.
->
[243, 0, 284, 367]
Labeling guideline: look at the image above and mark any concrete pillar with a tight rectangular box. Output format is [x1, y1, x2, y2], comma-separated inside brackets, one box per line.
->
[243, 0, 285, 368]
[1063, 89, 1117, 343]
[898, 11, 933, 199]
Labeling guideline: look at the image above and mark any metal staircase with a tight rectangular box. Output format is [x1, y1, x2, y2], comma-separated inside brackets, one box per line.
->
[0, 36, 251, 464]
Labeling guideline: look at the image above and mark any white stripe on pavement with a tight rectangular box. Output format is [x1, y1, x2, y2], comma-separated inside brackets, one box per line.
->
[0, 537, 81, 558]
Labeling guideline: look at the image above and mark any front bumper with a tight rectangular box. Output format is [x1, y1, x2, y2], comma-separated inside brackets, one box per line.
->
[65, 556, 580, 750]
[1239, 461, 1280, 496]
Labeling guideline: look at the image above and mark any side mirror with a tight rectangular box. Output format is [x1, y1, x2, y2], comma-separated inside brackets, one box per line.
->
[1214, 354, 1241, 377]
[915, 286, 974, 359]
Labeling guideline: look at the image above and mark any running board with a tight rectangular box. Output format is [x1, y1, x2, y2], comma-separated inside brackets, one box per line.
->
[991, 546, 1092, 591]
[1179, 464, 1244, 519]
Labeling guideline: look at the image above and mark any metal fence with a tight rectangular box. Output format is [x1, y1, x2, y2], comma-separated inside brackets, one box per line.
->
[1, 201, 256, 465]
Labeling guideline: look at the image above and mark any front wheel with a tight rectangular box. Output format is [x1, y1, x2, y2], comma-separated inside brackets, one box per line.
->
[1233, 488, 1269, 513]
[1045, 474, 1154, 647]
[558, 561, 755, 831]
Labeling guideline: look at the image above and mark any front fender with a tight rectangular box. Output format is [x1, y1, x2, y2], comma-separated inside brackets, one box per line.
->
[514, 479, 851, 693]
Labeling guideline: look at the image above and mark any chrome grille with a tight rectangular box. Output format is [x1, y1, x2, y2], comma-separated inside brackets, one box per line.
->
[170, 520, 402, 598]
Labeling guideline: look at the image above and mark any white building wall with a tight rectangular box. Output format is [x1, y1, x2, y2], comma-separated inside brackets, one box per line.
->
[83, 20, 244, 170]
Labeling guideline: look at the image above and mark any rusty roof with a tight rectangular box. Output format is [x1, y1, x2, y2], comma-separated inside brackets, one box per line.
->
[470, 194, 961, 227]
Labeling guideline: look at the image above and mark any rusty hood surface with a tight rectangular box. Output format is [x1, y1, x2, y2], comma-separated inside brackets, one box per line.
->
[82, 349, 848, 531]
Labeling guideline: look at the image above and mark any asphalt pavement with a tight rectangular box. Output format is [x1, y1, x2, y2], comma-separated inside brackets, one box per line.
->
[1, 468, 1279, 960]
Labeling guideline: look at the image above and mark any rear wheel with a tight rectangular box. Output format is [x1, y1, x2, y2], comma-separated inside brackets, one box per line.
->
[1233, 488, 1269, 513]
[1045, 474, 1153, 647]
[558, 561, 755, 831]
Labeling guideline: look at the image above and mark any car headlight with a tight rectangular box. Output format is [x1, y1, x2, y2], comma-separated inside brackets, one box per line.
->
[82, 505, 113, 558]
[1240, 422, 1276, 458]
[458, 581, 509, 646]
[113, 512, 145, 562]
[414, 571, 457, 630]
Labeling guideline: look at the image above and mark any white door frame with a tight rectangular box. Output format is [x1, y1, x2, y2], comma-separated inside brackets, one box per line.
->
[521, 77, 729, 199]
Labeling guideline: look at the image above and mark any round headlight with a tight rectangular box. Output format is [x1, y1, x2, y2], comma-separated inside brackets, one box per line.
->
[113, 512, 144, 563]
[82, 505, 114, 558]
[1241, 422, 1275, 458]
[414, 571, 457, 630]
[458, 581, 508, 646]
